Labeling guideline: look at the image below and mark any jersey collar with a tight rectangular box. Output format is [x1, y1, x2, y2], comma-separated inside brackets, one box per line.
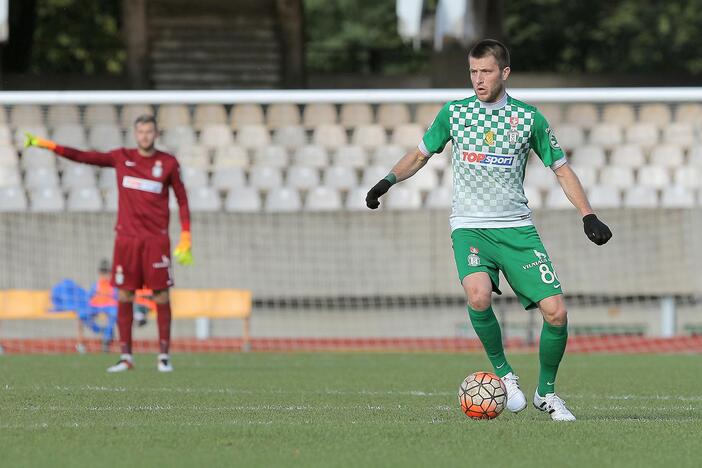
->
[477, 92, 508, 110]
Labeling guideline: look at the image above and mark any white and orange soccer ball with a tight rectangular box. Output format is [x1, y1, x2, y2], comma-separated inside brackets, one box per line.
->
[458, 371, 507, 420]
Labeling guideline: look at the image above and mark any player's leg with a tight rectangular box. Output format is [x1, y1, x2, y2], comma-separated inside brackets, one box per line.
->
[108, 289, 136, 372]
[143, 235, 175, 372]
[153, 289, 173, 372]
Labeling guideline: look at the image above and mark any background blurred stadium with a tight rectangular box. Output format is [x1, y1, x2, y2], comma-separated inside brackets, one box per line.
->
[1, 0, 702, 353]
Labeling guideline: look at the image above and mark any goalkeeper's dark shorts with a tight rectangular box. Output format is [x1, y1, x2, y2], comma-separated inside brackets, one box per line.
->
[111, 234, 173, 291]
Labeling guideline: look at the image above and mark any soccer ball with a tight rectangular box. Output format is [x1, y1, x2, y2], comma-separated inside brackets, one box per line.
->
[458, 371, 507, 419]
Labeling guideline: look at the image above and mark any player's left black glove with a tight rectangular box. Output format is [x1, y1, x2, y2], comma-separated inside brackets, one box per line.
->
[582, 214, 612, 245]
[365, 179, 393, 209]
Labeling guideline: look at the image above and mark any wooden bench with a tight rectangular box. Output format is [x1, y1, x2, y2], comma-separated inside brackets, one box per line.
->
[0, 289, 252, 352]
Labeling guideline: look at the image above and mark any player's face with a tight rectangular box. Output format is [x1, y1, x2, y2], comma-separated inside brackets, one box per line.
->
[135, 122, 157, 152]
[469, 55, 510, 103]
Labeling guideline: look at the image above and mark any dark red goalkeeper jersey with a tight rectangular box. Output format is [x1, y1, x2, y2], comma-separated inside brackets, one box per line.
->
[55, 146, 190, 238]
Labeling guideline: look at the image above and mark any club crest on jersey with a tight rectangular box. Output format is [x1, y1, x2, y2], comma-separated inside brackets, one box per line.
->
[509, 130, 518, 144]
[468, 252, 481, 267]
[510, 115, 519, 128]
[470, 246, 479, 254]
[483, 129, 495, 146]
[545, 127, 561, 150]
[152, 160, 163, 178]
[461, 151, 514, 167]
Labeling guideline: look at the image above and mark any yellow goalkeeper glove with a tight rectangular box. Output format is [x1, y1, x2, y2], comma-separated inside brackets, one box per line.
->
[24, 132, 57, 151]
[173, 231, 193, 266]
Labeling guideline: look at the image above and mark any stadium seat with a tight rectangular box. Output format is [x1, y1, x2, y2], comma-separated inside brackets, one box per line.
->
[88, 124, 123, 151]
[610, 145, 645, 168]
[625, 123, 658, 147]
[440, 166, 453, 187]
[62, 164, 97, 190]
[84, 104, 118, 126]
[674, 103, 702, 123]
[0, 146, 20, 168]
[687, 147, 702, 168]
[230, 104, 265, 129]
[587, 185, 621, 208]
[302, 103, 338, 128]
[47, 105, 81, 127]
[534, 103, 563, 126]
[523, 186, 543, 209]
[174, 145, 210, 169]
[265, 187, 302, 212]
[188, 186, 222, 212]
[211, 166, 246, 192]
[67, 186, 103, 212]
[292, 145, 329, 168]
[372, 144, 404, 167]
[638, 166, 670, 189]
[213, 146, 249, 168]
[405, 168, 439, 192]
[21, 146, 56, 170]
[524, 162, 557, 190]
[331, 145, 367, 168]
[29, 187, 65, 212]
[340, 103, 373, 128]
[286, 166, 320, 190]
[236, 124, 271, 149]
[156, 104, 191, 128]
[266, 103, 301, 129]
[0, 166, 21, 187]
[362, 166, 393, 187]
[200, 124, 234, 148]
[0, 126, 12, 145]
[376, 103, 410, 128]
[272, 125, 307, 150]
[601, 104, 636, 125]
[649, 145, 684, 168]
[623, 186, 658, 208]
[304, 186, 342, 211]
[120, 104, 155, 128]
[599, 166, 635, 189]
[569, 165, 597, 189]
[552, 125, 584, 150]
[51, 124, 87, 149]
[391, 123, 425, 149]
[352, 124, 387, 149]
[312, 124, 348, 149]
[344, 187, 369, 211]
[385, 186, 421, 210]
[544, 186, 573, 209]
[193, 104, 227, 129]
[252, 145, 289, 168]
[564, 103, 598, 128]
[673, 166, 701, 189]
[224, 187, 262, 212]
[322, 166, 358, 191]
[425, 186, 452, 209]
[570, 145, 606, 167]
[249, 166, 283, 190]
[180, 166, 209, 188]
[14, 125, 48, 149]
[661, 186, 696, 208]
[0, 186, 28, 211]
[162, 125, 197, 149]
[10, 105, 43, 127]
[588, 124, 623, 148]
[426, 152, 449, 170]
[414, 103, 442, 126]
[638, 103, 672, 126]
[662, 122, 695, 146]
[25, 166, 60, 190]
[103, 187, 117, 211]
[98, 168, 116, 190]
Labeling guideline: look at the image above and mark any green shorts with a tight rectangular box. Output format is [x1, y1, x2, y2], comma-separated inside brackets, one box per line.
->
[451, 226, 563, 310]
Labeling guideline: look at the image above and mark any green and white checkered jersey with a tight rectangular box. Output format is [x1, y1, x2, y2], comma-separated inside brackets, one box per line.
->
[419, 94, 566, 231]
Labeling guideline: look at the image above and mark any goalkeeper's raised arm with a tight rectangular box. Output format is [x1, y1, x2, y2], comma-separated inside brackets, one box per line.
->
[365, 147, 430, 209]
[24, 131, 116, 167]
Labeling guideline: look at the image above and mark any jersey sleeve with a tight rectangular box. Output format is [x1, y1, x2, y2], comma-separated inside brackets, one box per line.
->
[169, 158, 191, 232]
[420, 102, 452, 156]
[529, 111, 566, 169]
[54, 146, 117, 167]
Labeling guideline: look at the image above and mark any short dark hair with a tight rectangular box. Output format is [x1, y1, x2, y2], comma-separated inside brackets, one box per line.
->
[469, 39, 510, 70]
[134, 114, 157, 128]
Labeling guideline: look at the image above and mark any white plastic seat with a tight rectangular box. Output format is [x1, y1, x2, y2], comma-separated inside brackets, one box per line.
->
[292, 145, 328, 168]
[564, 104, 598, 128]
[156, 104, 191, 128]
[553, 125, 584, 150]
[21, 147, 56, 170]
[230, 104, 265, 129]
[85, 105, 118, 126]
[662, 122, 695, 146]
[0, 166, 21, 187]
[426, 152, 449, 170]
[610, 145, 645, 168]
[62, 164, 97, 190]
[51, 124, 87, 149]
[252, 145, 289, 168]
[599, 166, 635, 189]
[649, 145, 685, 168]
[588, 125, 623, 148]
[200, 124, 233, 148]
[361, 166, 392, 187]
[414, 103, 442, 126]
[601, 104, 635, 125]
[213, 146, 248, 168]
[0, 186, 28, 211]
[120, 105, 154, 129]
[193, 104, 227, 129]
[322, 166, 358, 191]
[569, 165, 597, 189]
[523, 186, 543, 209]
[98, 168, 117, 190]
[272, 125, 307, 150]
[236, 125, 271, 149]
[162, 126, 197, 149]
[340, 103, 373, 128]
[687, 147, 702, 168]
[286, 166, 320, 190]
[10, 105, 43, 127]
[312, 124, 348, 149]
[30, 187, 65, 212]
[302, 103, 337, 128]
[174, 145, 210, 169]
[385, 186, 421, 210]
[266, 103, 301, 129]
[25, 166, 60, 190]
[524, 162, 557, 190]
[625, 123, 658, 147]
[47, 105, 81, 127]
[638, 166, 670, 189]
[249, 166, 283, 190]
[344, 187, 369, 211]
[224, 187, 262, 212]
[544, 186, 573, 209]
[425, 186, 452, 209]
[674, 104, 702, 123]
[352, 124, 387, 149]
[661, 186, 695, 207]
[0, 145, 19, 168]
[67, 187, 103, 211]
[639, 104, 672, 126]
[587, 185, 621, 208]
[377, 103, 410, 128]
[391, 123, 425, 149]
[331, 145, 367, 168]
[180, 166, 209, 188]
[673, 167, 701, 189]
[89, 124, 123, 151]
[570, 145, 606, 167]
[535, 104, 563, 126]
[104, 187, 118, 211]
[372, 144, 404, 167]
[0, 126, 12, 145]
[265, 187, 302, 212]
[304, 186, 342, 211]
[188, 186, 221, 212]
[405, 168, 438, 192]
[211, 167, 246, 192]
[623, 186, 658, 208]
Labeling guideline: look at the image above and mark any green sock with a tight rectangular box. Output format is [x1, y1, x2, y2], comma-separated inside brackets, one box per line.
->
[467, 306, 513, 378]
[538, 320, 568, 396]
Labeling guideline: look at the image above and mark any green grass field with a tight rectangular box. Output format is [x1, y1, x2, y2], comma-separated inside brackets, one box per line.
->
[1, 352, 700, 468]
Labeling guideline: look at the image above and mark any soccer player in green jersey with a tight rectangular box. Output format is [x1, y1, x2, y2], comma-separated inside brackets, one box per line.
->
[366, 39, 612, 421]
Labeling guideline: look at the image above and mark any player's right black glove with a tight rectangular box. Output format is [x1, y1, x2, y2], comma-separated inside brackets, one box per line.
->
[582, 214, 612, 245]
[365, 179, 393, 209]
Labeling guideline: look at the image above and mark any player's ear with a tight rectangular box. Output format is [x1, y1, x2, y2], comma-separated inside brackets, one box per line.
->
[501, 66, 511, 81]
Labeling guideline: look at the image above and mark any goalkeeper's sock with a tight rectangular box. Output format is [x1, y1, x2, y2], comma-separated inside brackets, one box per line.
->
[468, 306, 513, 378]
[117, 301, 134, 355]
[157, 302, 172, 354]
[538, 320, 568, 396]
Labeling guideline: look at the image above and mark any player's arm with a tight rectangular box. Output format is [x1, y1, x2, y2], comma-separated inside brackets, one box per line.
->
[170, 160, 193, 266]
[529, 111, 612, 246]
[366, 102, 451, 209]
[24, 132, 114, 167]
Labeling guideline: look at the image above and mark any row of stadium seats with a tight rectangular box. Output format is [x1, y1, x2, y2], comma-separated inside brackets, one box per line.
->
[1, 184, 700, 213]
[3, 102, 702, 130]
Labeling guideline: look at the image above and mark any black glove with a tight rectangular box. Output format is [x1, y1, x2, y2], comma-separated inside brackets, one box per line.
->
[365, 179, 393, 209]
[583, 214, 612, 245]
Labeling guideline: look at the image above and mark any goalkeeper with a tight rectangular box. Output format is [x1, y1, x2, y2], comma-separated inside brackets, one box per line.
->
[366, 39, 612, 421]
[25, 114, 191, 373]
